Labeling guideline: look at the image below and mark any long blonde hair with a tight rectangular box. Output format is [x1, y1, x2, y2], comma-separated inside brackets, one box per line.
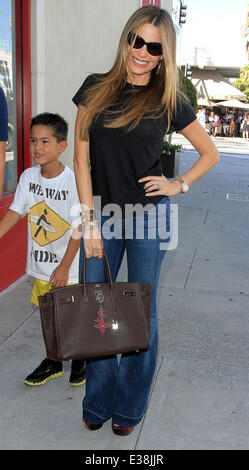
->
[79, 6, 179, 141]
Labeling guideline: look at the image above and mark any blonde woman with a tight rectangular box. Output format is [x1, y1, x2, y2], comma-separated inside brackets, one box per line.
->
[73, 6, 219, 436]
[242, 113, 249, 140]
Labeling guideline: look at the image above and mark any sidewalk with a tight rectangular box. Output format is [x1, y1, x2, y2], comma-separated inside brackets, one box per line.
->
[0, 149, 249, 450]
[172, 132, 249, 155]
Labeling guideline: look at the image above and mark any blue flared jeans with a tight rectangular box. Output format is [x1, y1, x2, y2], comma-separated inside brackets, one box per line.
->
[79, 197, 170, 427]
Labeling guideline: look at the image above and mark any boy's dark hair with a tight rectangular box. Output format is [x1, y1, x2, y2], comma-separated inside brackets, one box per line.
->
[30, 112, 68, 142]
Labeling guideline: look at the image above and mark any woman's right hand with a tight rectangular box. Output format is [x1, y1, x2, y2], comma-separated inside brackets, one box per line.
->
[83, 225, 104, 258]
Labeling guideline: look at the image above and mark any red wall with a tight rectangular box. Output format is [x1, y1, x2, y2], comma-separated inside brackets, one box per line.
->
[0, 0, 31, 292]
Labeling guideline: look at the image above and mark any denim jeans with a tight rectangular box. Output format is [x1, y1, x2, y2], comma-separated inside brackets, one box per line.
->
[79, 197, 170, 427]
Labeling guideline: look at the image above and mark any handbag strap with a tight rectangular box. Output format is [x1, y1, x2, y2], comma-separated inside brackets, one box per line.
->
[82, 250, 114, 299]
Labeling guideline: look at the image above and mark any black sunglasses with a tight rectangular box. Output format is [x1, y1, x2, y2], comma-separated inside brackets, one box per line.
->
[128, 32, 163, 57]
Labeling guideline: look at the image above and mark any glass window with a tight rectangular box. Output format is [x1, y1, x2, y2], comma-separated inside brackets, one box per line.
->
[0, 0, 17, 197]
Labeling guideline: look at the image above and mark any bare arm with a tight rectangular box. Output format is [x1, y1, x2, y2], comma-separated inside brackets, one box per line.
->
[0, 141, 6, 198]
[178, 119, 220, 186]
[50, 226, 82, 288]
[74, 105, 94, 212]
[139, 119, 220, 196]
[0, 209, 21, 238]
[73, 105, 103, 258]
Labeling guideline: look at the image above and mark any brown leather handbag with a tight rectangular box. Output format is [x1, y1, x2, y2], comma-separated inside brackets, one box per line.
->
[38, 251, 151, 360]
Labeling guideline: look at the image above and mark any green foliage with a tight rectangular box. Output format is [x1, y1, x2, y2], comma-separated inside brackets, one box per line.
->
[161, 140, 183, 155]
[179, 69, 198, 112]
[233, 64, 249, 102]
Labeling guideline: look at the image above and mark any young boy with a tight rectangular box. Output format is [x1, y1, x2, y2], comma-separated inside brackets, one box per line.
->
[0, 112, 86, 387]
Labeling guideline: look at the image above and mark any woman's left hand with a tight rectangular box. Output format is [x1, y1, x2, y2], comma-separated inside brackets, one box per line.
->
[138, 175, 181, 197]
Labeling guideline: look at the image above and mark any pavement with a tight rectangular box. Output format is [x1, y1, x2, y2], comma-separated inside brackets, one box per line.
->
[0, 137, 249, 451]
[172, 132, 249, 156]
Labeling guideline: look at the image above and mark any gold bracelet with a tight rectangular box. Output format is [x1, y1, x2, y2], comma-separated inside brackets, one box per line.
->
[81, 210, 97, 224]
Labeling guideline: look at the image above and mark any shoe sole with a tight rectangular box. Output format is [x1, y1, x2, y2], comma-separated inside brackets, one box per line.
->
[24, 370, 64, 386]
[83, 420, 103, 431]
[112, 425, 134, 436]
[69, 378, 86, 387]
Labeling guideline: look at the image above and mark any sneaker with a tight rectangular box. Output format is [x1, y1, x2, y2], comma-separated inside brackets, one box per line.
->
[24, 358, 64, 386]
[69, 360, 86, 386]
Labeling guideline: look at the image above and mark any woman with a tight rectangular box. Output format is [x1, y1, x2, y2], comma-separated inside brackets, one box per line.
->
[208, 111, 215, 136]
[229, 116, 235, 137]
[242, 113, 249, 140]
[213, 113, 220, 136]
[73, 5, 219, 436]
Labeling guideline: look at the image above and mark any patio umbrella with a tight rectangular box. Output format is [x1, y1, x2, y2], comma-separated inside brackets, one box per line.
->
[214, 99, 249, 109]
[197, 97, 216, 107]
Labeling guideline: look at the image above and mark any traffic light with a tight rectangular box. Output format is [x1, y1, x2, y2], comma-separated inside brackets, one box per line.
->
[179, 1, 187, 25]
[185, 64, 192, 79]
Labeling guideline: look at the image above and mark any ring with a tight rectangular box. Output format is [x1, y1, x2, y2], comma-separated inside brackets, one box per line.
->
[157, 183, 162, 190]
[93, 253, 98, 257]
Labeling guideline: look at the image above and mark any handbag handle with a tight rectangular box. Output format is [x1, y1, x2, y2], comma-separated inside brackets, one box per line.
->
[82, 250, 114, 300]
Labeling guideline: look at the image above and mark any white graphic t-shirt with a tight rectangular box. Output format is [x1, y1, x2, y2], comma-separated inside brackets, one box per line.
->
[10, 165, 81, 283]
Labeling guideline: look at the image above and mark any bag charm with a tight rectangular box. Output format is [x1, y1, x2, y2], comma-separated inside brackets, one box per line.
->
[94, 286, 119, 332]
[95, 307, 109, 334]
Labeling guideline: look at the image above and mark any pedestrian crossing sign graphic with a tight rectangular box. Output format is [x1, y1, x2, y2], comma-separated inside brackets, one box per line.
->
[28, 201, 71, 247]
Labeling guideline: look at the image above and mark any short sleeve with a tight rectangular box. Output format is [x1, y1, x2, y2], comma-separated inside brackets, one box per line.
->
[68, 177, 82, 230]
[72, 74, 100, 107]
[171, 95, 197, 132]
[9, 172, 29, 217]
[0, 87, 8, 141]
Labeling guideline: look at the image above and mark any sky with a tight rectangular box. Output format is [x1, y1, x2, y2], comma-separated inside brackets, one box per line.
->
[0, 0, 248, 67]
[0, 0, 12, 51]
[178, 0, 248, 68]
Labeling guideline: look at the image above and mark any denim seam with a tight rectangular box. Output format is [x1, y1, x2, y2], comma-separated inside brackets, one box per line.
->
[83, 406, 109, 421]
[112, 410, 145, 420]
[84, 398, 110, 414]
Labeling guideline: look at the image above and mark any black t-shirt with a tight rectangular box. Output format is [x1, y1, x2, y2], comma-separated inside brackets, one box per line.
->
[72, 74, 196, 216]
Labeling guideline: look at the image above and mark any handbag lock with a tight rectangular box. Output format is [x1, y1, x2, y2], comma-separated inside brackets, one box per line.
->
[123, 290, 136, 296]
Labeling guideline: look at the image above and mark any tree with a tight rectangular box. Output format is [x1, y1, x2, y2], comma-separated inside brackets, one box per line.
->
[233, 64, 249, 102]
[178, 69, 197, 112]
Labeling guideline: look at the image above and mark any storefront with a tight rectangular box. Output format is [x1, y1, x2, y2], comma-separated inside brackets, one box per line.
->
[0, 0, 31, 292]
[0, 0, 173, 293]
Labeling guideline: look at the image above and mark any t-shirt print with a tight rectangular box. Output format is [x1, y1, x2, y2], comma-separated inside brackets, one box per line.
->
[28, 201, 71, 247]
[10, 165, 81, 283]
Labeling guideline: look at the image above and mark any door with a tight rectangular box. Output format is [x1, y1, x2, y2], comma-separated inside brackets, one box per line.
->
[0, 0, 31, 292]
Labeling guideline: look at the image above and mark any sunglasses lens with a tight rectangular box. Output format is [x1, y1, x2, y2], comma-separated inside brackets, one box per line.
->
[133, 37, 144, 49]
[128, 33, 162, 56]
[147, 44, 163, 56]
[128, 33, 144, 49]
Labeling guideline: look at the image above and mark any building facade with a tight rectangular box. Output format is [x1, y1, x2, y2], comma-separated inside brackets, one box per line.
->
[0, 0, 173, 292]
[31, 0, 173, 166]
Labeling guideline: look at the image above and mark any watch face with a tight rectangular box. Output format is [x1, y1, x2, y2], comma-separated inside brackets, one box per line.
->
[181, 183, 189, 193]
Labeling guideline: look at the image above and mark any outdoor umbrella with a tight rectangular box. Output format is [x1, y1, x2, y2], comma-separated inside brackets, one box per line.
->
[214, 99, 249, 110]
[197, 97, 216, 107]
